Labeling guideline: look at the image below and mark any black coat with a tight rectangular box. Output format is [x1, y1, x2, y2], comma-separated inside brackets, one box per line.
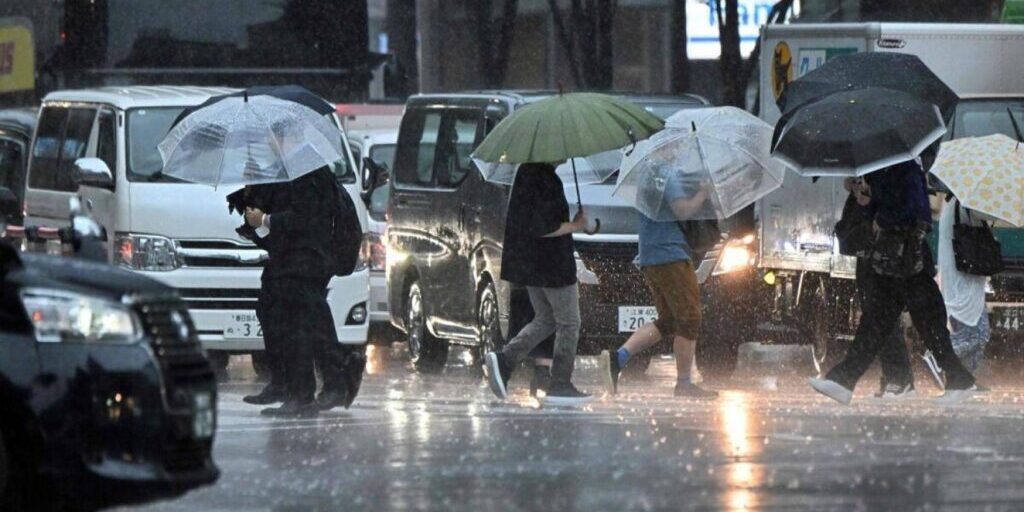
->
[229, 167, 338, 281]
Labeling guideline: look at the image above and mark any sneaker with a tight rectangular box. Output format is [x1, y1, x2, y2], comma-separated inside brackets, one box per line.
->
[601, 350, 621, 395]
[922, 351, 946, 391]
[874, 382, 915, 399]
[543, 382, 593, 406]
[485, 352, 512, 400]
[935, 385, 978, 405]
[529, 364, 551, 398]
[809, 377, 853, 405]
[673, 381, 718, 399]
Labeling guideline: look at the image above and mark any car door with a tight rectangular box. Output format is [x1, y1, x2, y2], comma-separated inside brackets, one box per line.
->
[429, 107, 485, 338]
[75, 106, 118, 247]
[0, 131, 27, 221]
[25, 105, 98, 227]
[389, 107, 447, 328]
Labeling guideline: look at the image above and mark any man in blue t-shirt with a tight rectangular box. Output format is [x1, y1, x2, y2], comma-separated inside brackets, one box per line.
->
[601, 173, 718, 398]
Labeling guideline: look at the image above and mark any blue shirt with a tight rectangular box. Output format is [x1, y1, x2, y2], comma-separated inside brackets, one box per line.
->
[865, 159, 931, 230]
[637, 174, 692, 267]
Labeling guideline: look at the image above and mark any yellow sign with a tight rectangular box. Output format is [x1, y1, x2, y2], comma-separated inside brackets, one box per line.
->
[771, 41, 793, 101]
[0, 18, 35, 95]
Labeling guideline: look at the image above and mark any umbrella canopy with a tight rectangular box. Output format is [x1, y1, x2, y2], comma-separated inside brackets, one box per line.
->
[929, 134, 1024, 227]
[614, 106, 785, 221]
[170, 85, 336, 128]
[158, 94, 344, 187]
[772, 87, 947, 178]
[471, 93, 664, 164]
[777, 52, 959, 124]
[472, 151, 622, 186]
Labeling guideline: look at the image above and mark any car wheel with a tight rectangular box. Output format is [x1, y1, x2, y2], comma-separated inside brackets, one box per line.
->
[473, 282, 504, 368]
[250, 351, 273, 380]
[406, 282, 448, 373]
[806, 282, 842, 375]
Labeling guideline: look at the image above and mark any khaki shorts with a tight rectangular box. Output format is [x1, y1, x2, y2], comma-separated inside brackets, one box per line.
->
[642, 260, 701, 340]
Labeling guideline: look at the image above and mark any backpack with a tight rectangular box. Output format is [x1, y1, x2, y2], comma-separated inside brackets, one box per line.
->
[329, 180, 364, 277]
[677, 219, 721, 256]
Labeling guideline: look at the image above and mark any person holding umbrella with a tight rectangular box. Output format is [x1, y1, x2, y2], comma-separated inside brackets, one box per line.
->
[159, 86, 364, 417]
[473, 92, 664, 406]
[604, 107, 785, 397]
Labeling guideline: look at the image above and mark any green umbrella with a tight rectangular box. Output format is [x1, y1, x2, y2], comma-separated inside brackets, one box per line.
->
[472, 92, 664, 207]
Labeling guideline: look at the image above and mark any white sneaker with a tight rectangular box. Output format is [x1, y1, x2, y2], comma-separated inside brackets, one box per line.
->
[809, 377, 853, 405]
[875, 383, 916, 400]
[935, 385, 978, 405]
[922, 351, 946, 391]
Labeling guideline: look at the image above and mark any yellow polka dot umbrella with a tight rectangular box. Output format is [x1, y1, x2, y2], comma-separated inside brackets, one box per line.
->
[929, 133, 1024, 227]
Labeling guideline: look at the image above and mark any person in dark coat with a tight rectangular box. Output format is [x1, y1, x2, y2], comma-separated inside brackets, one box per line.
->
[484, 162, 593, 406]
[811, 159, 977, 405]
[236, 165, 354, 417]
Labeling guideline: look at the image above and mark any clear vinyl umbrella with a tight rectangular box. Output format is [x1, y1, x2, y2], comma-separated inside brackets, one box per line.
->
[614, 107, 785, 221]
[158, 93, 344, 187]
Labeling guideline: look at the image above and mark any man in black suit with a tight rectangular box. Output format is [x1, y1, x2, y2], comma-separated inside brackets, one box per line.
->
[236, 165, 353, 417]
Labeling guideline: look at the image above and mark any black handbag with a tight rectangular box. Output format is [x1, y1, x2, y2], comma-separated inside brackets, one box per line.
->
[952, 201, 1004, 276]
[869, 222, 929, 277]
[835, 193, 874, 258]
[677, 219, 721, 256]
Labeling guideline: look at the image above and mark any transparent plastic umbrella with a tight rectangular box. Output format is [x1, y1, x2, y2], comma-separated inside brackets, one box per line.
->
[614, 107, 785, 221]
[158, 94, 344, 187]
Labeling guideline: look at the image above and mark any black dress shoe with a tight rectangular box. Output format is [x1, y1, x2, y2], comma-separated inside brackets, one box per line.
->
[316, 389, 350, 411]
[243, 385, 287, 405]
[260, 399, 319, 418]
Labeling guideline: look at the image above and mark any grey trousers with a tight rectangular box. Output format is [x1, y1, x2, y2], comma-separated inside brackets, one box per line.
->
[501, 284, 581, 385]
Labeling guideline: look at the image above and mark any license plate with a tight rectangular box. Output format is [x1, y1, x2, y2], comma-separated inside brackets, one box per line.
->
[192, 391, 215, 439]
[992, 307, 1024, 331]
[223, 313, 263, 340]
[618, 306, 658, 333]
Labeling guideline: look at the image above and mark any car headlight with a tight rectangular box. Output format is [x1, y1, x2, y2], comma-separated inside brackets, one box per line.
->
[20, 289, 142, 344]
[713, 234, 756, 276]
[115, 233, 180, 271]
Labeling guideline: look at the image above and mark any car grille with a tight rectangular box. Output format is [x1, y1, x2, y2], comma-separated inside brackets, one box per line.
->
[179, 288, 260, 310]
[178, 239, 267, 269]
[134, 296, 215, 474]
[575, 241, 652, 306]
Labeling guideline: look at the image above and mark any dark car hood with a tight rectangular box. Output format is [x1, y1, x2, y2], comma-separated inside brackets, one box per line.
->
[9, 253, 172, 300]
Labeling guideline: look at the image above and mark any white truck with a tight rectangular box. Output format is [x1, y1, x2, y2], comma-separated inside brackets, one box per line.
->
[701, 23, 1024, 374]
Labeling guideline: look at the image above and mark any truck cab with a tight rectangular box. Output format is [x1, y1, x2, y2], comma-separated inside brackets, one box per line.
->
[702, 23, 1024, 375]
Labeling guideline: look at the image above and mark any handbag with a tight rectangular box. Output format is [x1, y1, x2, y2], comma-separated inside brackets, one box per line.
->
[869, 222, 928, 277]
[952, 201, 1004, 276]
[835, 193, 874, 257]
[677, 219, 721, 256]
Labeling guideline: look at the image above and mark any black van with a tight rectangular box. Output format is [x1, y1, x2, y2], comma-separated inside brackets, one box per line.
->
[0, 108, 35, 225]
[383, 91, 711, 372]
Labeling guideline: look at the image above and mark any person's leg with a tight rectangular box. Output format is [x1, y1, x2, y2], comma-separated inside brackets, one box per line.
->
[905, 273, 975, 390]
[279, 279, 318, 403]
[500, 287, 557, 364]
[545, 284, 582, 387]
[825, 274, 906, 391]
[245, 283, 288, 404]
[857, 263, 913, 390]
[311, 278, 364, 409]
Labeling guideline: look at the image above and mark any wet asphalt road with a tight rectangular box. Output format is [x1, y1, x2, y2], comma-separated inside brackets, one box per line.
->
[119, 344, 1024, 512]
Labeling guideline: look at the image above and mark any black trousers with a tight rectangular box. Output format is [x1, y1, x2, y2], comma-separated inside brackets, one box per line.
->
[827, 267, 975, 391]
[855, 262, 913, 387]
[257, 277, 343, 401]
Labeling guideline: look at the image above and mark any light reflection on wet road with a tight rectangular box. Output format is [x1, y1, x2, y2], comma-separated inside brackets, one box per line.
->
[120, 345, 1024, 511]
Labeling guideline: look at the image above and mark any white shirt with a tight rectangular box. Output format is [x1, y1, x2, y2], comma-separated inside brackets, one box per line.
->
[255, 214, 271, 239]
[937, 201, 988, 325]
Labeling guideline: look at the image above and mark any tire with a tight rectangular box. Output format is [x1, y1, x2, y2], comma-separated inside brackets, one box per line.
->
[806, 282, 842, 375]
[208, 350, 230, 370]
[250, 351, 273, 380]
[473, 281, 504, 368]
[406, 282, 448, 373]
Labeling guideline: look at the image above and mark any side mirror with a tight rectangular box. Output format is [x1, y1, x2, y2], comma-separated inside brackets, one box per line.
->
[360, 157, 389, 202]
[0, 186, 18, 218]
[73, 158, 114, 190]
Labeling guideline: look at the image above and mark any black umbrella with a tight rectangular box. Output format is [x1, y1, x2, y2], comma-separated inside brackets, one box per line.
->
[777, 52, 959, 124]
[170, 85, 335, 129]
[772, 87, 947, 177]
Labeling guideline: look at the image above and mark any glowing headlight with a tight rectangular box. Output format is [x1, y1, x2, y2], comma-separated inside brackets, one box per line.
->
[713, 235, 756, 276]
[20, 289, 142, 344]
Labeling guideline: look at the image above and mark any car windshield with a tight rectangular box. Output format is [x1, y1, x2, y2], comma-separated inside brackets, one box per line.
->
[127, 107, 356, 183]
[950, 99, 1024, 139]
[370, 144, 396, 170]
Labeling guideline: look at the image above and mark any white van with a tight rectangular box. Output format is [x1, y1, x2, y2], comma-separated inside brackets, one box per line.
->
[23, 86, 370, 371]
